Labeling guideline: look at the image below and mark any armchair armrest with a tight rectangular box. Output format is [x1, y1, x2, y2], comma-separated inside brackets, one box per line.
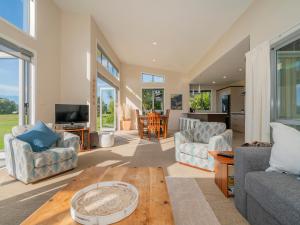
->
[234, 147, 272, 217]
[4, 134, 16, 176]
[174, 129, 194, 161]
[208, 129, 232, 151]
[11, 138, 34, 183]
[57, 132, 80, 152]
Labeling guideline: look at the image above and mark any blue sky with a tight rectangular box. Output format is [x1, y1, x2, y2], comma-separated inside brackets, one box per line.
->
[97, 78, 115, 105]
[0, 0, 27, 31]
[0, 58, 19, 98]
[0, 0, 26, 101]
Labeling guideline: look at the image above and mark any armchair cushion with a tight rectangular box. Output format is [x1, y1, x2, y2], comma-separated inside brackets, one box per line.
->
[33, 147, 76, 168]
[193, 122, 226, 144]
[16, 121, 59, 152]
[179, 143, 208, 159]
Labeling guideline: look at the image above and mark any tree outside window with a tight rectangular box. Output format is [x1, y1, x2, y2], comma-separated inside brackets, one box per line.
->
[142, 89, 164, 114]
[190, 90, 211, 111]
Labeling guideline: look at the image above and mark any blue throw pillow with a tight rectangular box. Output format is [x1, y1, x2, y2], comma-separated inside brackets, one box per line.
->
[17, 121, 59, 152]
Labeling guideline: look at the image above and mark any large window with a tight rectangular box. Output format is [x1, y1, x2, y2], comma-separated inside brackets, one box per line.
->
[97, 45, 119, 80]
[0, 37, 32, 150]
[142, 89, 164, 114]
[189, 88, 211, 111]
[141, 72, 164, 83]
[0, 0, 35, 36]
[272, 37, 300, 128]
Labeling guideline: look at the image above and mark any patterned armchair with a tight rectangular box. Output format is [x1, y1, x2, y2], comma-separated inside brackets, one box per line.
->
[4, 125, 80, 184]
[174, 122, 232, 171]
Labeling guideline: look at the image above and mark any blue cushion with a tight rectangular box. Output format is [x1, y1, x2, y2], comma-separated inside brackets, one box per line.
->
[17, 121, 59, 152]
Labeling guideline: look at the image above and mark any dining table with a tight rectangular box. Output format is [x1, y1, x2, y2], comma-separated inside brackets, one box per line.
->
[139, 115, 169, 139]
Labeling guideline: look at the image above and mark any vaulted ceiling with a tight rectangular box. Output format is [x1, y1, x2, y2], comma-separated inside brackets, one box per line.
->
[54, 0, 252, 73]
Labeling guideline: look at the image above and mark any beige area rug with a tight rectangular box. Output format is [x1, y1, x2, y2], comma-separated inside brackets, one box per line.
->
[0, 131, 246, 225]
[167, 177, 248, 225]
[167, 177, 221, 225]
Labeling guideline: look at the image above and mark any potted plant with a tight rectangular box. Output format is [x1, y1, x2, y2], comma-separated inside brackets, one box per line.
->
[122, 103, 132, 130]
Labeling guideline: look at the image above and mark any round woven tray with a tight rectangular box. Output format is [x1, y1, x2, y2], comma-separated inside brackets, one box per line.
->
[70, 181, 139, 225]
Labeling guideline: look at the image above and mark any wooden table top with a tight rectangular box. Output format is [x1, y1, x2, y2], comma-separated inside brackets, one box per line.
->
[21, 167, 174, 225]
[209, 151, 234, 165]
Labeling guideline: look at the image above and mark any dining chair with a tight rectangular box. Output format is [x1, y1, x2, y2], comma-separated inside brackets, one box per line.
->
[162, 109, 170, 138]
[135, 109, 145, 138]
[147, 112, 162, 140]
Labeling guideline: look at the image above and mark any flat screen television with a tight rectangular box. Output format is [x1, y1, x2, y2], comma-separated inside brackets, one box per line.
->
[55, 104, 89, 124]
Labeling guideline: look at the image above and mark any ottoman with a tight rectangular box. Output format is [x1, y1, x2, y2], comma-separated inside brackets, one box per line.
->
[99, 132, 115, 147]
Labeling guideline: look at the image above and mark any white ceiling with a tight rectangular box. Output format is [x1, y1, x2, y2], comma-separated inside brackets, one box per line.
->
[54, 0, 252, 73]
[191, 36, 250, 85]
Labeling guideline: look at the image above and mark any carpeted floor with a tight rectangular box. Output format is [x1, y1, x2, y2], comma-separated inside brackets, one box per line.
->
[0, 130, 246, 225]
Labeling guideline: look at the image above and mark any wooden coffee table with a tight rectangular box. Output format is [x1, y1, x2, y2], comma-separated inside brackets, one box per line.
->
[209, 151, 234, 198]
[21, 167, 174, 225]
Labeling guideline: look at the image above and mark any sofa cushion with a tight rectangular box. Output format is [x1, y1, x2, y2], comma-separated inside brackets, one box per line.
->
[193, 122, 226, 144]
[16, 121, 59, 152]
[267, 122, 300, 175]
[245, 171, 300, 225]
[12, 123, 54, 137]
[33, 147, 76, 168]
[179, 143, 208, 159]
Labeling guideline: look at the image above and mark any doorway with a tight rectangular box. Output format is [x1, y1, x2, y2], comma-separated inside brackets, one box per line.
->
[97, 76, 117, 131]
[0, 39, 32, 151]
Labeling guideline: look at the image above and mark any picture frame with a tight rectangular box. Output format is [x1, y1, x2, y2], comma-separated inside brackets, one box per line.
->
[171, 94, 182, 110]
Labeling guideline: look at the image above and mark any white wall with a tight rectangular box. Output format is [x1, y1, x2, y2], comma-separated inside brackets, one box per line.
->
[189, 0, 300, 80]
[60, 12, 91, 104]
[121, 64, 189, 131]
[0, 0, 61, 123]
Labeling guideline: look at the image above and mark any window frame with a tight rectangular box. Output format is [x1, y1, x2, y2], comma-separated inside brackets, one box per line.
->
[141, 72, 165, 83]
[271, 30, 300, 127]
[97, 44, 120, 80]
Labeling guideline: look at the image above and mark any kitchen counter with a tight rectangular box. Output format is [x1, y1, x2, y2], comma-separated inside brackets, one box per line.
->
[184, 112, 229, 128]
[231, 112, 245, 115]
[185, 112, 227, 115]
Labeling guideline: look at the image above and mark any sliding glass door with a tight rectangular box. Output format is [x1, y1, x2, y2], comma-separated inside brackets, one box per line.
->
[97, 77, 117, 131]
[0, 39, 32, 150]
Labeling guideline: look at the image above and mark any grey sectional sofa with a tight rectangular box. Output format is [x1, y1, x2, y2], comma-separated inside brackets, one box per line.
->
[234, 147, 300, 225]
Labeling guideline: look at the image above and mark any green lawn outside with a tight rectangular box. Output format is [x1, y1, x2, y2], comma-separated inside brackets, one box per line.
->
[97, 114, 114, 130]
[0, 114, 18, 151]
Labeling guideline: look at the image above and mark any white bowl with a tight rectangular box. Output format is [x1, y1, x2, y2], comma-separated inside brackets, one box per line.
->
[70, 181, 139, 225]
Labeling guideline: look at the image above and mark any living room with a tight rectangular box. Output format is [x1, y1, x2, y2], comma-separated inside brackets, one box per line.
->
[1, 0, 300, 225]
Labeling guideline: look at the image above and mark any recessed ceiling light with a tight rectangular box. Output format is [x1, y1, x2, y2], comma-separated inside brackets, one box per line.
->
[223, 76, 227, 79]
[212, 81, 216, 84]
[239, 68, 243, 72]
[152, 41, 157, 46]
[152, 58, 156, 62]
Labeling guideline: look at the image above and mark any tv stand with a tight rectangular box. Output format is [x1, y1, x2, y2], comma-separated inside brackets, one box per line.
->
[57, 127, 90, 151]
[63, 124, 84, 130]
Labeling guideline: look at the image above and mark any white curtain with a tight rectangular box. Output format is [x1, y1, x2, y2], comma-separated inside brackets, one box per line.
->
[245, 41, 271, 143]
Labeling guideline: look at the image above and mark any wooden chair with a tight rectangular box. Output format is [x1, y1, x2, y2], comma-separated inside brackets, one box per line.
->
[147, 112, 162, 140]
[162, 109, 170, 138]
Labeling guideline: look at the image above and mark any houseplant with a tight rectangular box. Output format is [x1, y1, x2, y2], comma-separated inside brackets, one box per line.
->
[122, 103, 132, 130]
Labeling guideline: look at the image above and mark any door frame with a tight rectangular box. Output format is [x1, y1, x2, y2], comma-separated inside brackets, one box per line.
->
[96, 74, 119, 131]
[99, 87, 117, 131]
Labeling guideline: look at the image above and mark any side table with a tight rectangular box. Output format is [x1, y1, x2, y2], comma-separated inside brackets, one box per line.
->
[209, 151, 234, 198]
